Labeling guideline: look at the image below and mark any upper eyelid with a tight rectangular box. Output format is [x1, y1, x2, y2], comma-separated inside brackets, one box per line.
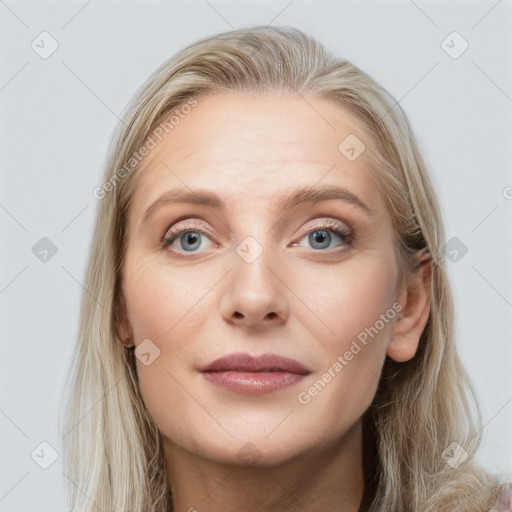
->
[163, 216, 350, 232]
[162, 220, 215, 242]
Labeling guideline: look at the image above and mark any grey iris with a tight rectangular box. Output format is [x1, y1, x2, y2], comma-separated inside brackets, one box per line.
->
[309, 229, 331, 249]
[180, 231, 202, 251]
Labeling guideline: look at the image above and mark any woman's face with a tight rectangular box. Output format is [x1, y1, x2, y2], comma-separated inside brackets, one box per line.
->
[118, 93, 413, 466]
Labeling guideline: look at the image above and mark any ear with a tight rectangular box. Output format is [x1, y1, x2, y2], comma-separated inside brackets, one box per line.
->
[387, 250, 432, 363]
[116, 291, 134, 347]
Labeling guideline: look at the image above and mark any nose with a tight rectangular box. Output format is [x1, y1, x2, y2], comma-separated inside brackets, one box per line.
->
[219, 249, 290, 329]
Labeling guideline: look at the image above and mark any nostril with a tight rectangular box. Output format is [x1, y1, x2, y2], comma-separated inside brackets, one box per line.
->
[233, 311, 244, 319]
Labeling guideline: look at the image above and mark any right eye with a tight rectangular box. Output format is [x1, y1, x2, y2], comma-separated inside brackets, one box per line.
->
[161, 221, 217, 254]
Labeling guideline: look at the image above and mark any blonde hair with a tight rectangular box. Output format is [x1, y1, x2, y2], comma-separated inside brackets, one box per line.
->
[59, 25, 507, 511]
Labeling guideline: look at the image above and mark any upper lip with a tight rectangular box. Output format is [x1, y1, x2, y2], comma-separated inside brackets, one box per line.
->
[199, 352, 312, 375]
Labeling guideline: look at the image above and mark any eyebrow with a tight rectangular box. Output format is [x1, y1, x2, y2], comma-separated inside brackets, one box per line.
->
[143, 184, 375, 220]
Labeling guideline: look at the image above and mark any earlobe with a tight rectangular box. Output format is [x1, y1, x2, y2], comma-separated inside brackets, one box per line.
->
[387, 251, 432, 363]
[116, 293, 134, 347]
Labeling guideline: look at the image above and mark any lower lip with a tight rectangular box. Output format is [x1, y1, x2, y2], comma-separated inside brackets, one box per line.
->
[201, 371, 306, 395]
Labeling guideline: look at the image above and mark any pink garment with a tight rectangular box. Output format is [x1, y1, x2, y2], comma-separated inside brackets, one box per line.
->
[491, 482, 512, 512]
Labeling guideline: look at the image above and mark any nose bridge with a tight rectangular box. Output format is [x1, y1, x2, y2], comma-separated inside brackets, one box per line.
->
[235, 235, 278, 288]
[228, 205, 277, 271]
[219, 231, 289, 326]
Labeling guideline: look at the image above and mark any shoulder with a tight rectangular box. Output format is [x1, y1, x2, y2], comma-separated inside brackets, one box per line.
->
[490, 481, 512, 512]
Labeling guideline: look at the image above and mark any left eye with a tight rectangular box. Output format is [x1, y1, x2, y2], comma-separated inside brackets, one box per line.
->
[295, 225, 352, 250]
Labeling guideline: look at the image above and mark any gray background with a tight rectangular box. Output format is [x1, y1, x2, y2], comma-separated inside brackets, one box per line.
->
[1, 0, 511, 510]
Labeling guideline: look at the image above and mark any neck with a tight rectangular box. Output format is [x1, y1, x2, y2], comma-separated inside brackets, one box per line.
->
[163, 420, 366, 512]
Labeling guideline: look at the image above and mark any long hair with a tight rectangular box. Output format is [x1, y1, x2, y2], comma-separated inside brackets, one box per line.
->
[59, 25, 506, 511]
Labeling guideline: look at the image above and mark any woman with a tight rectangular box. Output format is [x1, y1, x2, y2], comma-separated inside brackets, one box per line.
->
[59, 26, 511, 511]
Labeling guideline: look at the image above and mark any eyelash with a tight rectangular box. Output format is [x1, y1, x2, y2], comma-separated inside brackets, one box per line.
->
[160, 218, 354, 254]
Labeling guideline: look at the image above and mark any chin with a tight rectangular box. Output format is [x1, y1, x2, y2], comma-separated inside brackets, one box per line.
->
[189, 433, 313, 468]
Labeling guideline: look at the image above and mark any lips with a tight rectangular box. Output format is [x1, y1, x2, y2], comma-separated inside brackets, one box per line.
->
[199, 352, 311, 375]
[199, 353, 311, 395]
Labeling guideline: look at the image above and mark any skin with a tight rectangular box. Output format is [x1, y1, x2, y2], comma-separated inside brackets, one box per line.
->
[117, 93, 431, 512]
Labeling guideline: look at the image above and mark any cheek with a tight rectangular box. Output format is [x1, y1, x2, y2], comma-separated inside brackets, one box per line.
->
[123, 254, 205, 343]
[293, 253, 398, 420]
[122, 255, 223, 433]
[299, 252, 398, 348]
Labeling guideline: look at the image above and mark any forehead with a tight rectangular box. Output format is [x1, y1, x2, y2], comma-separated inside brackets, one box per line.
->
[130, 93, 384, 217]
